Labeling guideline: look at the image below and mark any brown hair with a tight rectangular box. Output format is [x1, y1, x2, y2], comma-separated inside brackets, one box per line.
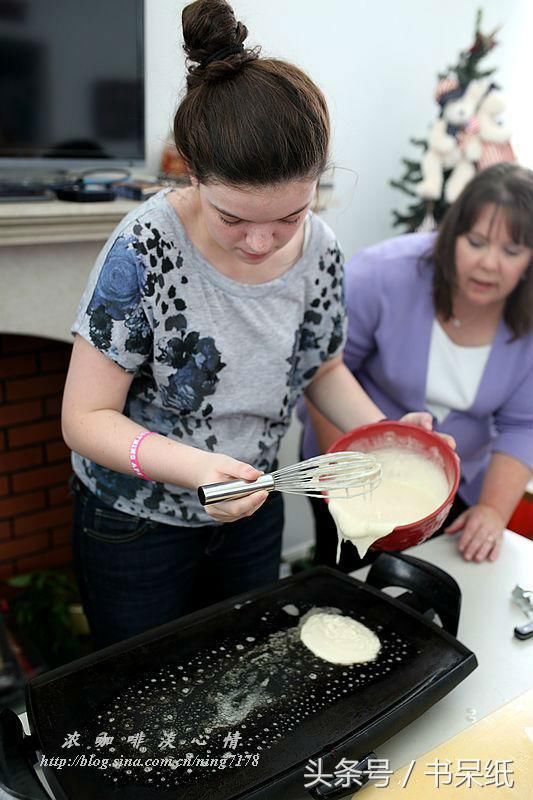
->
[432, 162, 533, 339]
[173, 0, 330, 187]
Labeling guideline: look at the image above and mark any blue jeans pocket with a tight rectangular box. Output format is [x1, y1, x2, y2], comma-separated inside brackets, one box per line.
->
[83, 503, 155, 544]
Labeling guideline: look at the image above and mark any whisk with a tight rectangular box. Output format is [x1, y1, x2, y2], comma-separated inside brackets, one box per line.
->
[197, 451, 382, 505]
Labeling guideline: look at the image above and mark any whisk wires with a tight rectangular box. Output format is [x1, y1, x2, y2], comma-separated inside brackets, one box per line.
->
[272, 452, 382, 499]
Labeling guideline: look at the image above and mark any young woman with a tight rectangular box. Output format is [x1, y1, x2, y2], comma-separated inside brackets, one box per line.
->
[300, 163, 533, 571]
[62, 0, 432, 648]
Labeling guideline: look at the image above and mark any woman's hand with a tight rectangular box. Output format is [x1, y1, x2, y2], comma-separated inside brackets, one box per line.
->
[399, 411, 456, 450]
[445, 504, 504, 562]
[399, 411, 433, 430]
[195, 453, 269, 523]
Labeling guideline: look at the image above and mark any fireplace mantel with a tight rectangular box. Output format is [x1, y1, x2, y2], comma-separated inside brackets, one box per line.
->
[0, 198, 140, 343]
[0, 198, 140, 246]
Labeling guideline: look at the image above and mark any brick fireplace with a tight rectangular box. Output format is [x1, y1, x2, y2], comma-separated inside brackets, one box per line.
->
[0, 333, 73, 580]
[0, 196, 140, 582]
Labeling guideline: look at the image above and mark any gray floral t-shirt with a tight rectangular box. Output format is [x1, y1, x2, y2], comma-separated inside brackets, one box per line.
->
[72, 190, 346, 526]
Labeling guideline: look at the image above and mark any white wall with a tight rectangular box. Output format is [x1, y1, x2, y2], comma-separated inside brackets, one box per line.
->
[145, 0, 533, 254]
[143, 0, 533, 555]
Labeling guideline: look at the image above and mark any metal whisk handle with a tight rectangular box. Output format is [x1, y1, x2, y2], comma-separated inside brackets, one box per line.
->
[198, 474, 275, 505]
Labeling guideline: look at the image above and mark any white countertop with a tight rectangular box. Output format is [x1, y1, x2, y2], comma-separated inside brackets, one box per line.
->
[352, 529, 533, 770]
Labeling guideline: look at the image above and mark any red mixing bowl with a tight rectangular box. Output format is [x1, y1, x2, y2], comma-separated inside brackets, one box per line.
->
[326, 421, 460, 551]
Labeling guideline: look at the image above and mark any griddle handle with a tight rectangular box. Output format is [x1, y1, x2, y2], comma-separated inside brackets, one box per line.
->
[0, 708, 48, 800]
[366, 552, 461, 636]
[306, 751, 376, 798]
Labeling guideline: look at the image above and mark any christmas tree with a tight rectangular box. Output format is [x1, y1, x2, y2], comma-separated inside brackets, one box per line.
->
[390, 10, 508, 233]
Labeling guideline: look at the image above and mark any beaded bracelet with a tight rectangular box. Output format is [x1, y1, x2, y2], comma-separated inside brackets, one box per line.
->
[129, 431, 155, 480]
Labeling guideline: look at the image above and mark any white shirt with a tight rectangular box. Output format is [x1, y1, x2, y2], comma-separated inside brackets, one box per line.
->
[425, 320, 491, 423]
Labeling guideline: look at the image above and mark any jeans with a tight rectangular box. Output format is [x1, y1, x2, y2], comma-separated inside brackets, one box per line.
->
[71, 478, 284, 649]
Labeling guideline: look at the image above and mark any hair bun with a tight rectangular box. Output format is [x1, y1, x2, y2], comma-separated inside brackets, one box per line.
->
[182, 0, 251, 78]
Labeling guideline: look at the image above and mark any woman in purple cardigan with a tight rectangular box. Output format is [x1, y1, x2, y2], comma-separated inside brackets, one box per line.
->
[300, 163, 533, 568]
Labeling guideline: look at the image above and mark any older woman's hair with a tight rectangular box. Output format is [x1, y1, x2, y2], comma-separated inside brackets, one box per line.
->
[433, 163, 533, 338]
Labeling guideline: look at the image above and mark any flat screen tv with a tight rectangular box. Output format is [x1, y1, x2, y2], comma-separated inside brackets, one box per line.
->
[0, 0, 144, 176]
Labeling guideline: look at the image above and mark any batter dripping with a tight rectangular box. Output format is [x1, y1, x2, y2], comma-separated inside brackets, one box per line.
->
[328, 447, 449, 558]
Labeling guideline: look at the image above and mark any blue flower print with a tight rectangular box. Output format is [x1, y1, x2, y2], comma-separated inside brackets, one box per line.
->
[327, 312, 345, 355]
[161, 334, 225, 414]
[300, 327, 322, 351]
[86, 462, 139, 500]
[89, 237, 143, 321]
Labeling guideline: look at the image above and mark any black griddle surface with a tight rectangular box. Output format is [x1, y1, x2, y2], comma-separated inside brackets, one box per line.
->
[26, 568, 476, 800]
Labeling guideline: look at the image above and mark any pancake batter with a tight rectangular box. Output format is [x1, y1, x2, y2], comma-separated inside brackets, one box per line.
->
[300, 612, 381, 664]
[328, 447, 449, 558]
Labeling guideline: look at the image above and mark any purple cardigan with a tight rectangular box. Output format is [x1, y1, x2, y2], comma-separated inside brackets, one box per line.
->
[299, 232, 533, 506]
